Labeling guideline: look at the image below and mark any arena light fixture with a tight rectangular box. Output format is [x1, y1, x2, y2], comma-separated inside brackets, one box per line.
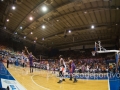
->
[30, 32, 33, 34]
[4, 27, 6, 29]
[68, 30, 71, 33]
[116, 7, 119, 10]
[29, 16, 33, 21]
[12, 6, 16, 10]
[24, 36, 26, 39]
[42, 25, 46, 29]
[42, 6, 47, 12]
[6, 19, 9, 22]
[15, 32, 17, 34]
[56, 19, 59, 22]
[91, 25, 95, 29]
[84, 11, 87, 14]
[20, 26, 22, 29]
[42, 38, 44, 40]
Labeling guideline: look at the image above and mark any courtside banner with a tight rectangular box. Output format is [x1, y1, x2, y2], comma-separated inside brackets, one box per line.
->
[1, 78, 26, 90]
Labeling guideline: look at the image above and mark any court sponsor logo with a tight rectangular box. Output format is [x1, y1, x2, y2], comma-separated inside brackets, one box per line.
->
[109, 73, 120, 79]
[58, 73, 120, 80]
[1, 78, 26, 90]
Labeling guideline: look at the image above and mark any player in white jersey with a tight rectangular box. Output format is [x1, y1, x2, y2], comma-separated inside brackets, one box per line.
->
[46, 63, 49, 70]
[21, 50, 25, 68]
[57, 55, 66, 83]
[86, 65, 89, 72]
[46, 62, 50, 78]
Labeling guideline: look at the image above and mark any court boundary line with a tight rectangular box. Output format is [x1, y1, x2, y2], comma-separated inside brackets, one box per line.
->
[31, 74, 50, 90]
[107, 73, 110, 90]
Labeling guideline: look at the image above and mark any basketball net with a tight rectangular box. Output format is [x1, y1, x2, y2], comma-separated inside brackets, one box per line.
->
[92, 51, 96, 56]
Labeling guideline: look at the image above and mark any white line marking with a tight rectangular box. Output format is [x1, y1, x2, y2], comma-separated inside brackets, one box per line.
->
[31, 74, 50, 90]
[107, 73, 110, 90]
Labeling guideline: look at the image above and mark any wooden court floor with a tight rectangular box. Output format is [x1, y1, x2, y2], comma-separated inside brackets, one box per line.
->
[5, 64, 109, 90]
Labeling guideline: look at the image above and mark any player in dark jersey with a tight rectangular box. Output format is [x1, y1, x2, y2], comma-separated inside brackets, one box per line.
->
[29, 52, 33, 73]
[25, 47, 33, 73]
[68, 57, 77, 83]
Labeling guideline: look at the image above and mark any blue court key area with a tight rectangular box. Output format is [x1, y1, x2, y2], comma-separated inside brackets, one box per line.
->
[109, 73, 120, 90]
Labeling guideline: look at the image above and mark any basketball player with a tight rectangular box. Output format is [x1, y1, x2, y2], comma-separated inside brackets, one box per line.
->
[46, 62, 49, 71]
[86, 64, 89, 72]
[21, 50, 25, 69]
[57, 55, 66, 83]
[29, 52, 33, 73]
[68, 57, 77, 83]
[52, 64, 56, 74]
[6, 56, 9, 68]
[25, 47, 33, 73]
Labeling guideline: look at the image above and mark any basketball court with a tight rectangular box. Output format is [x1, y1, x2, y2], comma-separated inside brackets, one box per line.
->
[0, 62, 109, 90]
[0, 41, 120, 90]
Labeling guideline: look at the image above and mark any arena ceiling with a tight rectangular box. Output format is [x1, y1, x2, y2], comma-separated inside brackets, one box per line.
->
[0, 0, 120, 49]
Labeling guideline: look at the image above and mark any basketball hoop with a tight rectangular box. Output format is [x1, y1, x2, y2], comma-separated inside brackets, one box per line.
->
[92, 51, 96, 56]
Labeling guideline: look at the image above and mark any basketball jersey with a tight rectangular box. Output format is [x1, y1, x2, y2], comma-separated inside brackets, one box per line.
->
[60, 58, 66, 68]
[60, 58, 66, 72]
[47, 63, 49, 70]
[86, 65, 89, 71]
[21, 52, 24, 60]
[29, 55, 33, 66]
[21, 52, 25, 63]
[71, 62, 76, 73]
[26, 58, 29, 62]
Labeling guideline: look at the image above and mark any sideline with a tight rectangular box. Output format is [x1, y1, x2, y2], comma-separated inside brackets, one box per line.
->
[107, 73, 110, 90]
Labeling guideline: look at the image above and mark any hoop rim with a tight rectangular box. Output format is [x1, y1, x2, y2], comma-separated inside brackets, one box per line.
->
[91, 51, 96, 56]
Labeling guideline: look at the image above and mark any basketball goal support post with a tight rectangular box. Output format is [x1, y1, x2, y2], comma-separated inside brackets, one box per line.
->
[92, 41, 120, 69]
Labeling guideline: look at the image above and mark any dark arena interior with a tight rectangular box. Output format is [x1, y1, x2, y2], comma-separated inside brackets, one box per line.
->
[0, 0, 120, 90]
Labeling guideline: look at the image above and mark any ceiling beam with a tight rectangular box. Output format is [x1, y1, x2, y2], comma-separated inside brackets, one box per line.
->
[39, 22, 118, 41]
[53, 38, 115, 49]
[25, 6, 119, 38]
